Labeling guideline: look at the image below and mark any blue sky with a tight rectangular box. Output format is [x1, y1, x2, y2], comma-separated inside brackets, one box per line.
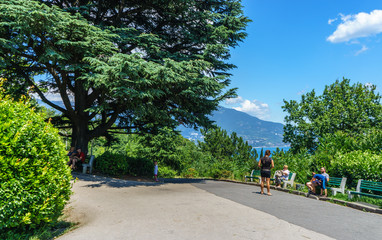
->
[222, 0, 382, 123]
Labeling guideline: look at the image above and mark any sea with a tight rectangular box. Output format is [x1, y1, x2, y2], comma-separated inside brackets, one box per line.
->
[253, 147, 290, 160]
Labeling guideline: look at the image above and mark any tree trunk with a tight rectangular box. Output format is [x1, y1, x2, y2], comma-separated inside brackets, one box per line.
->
[71, 124, 90, 155]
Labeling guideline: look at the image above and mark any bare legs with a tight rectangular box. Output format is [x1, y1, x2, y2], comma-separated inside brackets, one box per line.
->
[260, 177, 272, 195]
[306, 181, 317, 194]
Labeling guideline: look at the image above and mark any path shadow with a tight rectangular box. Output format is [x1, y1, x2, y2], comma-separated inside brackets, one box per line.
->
[72, 172, 207, 189]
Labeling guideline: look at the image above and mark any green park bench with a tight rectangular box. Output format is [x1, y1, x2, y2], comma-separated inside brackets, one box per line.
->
[326, 177, 347, 196]
[348, 179, 382, 199]
[245, 170, 261, 182]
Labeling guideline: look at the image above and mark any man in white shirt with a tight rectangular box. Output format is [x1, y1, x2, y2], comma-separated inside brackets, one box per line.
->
[275, 165, 290, 187]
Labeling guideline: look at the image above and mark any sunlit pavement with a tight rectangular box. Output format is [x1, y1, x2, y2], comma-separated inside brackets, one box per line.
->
[58, 174, 382, 240]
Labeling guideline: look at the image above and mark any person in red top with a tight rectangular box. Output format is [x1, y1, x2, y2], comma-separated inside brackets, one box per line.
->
[71, 148, 86, 170]
[76, 148, 86, 163]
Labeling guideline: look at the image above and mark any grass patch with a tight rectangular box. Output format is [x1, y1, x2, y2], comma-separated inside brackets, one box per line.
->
[329, 193, 382, 209]
[0, 219, 76, 240]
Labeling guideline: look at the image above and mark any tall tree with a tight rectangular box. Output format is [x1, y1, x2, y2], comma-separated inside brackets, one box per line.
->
[0, 0, 250, 152]
[199, 127, 258, 168]
[283, 78, 382, 153]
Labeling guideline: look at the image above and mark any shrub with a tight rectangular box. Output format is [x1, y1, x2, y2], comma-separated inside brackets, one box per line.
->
[330, 151, 382, 187]
[158, 165, 177, 178]
[181, 168, 199, 178]
[94, 149, 154, 177]
[126, 156, 153, 177]
[0, 95, 72, 231]
[95, 151, 128, 176]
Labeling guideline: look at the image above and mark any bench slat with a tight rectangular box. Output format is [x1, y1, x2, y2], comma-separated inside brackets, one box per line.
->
[328, 181, 341, 186]
[360, 186, 382, 192]
[361, 182, 382, 187]
[349, 179, 382, 200]
[361, 183, 382, 188]
[349, 191, 382, 199]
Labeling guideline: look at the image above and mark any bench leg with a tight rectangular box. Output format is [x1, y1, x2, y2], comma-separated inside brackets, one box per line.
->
[82, 165, 88, 174]
[347, 191, 353, 199]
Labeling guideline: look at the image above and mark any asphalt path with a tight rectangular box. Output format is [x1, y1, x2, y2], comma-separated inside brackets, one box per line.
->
[188, 180, 382, 240]
[59, 174, 382, 240]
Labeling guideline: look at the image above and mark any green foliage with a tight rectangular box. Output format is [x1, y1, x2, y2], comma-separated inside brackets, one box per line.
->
[273, 145, 382, 188]
[330, 151, 382, 187]
[330, 193, 382, 209]
[272, 149, 314, 184]
[182, 153, 216, 178]
[209, 168, 233, 179]
[0, 219, 74, 240]
[158, 166, 177, 178]
[94, 149, 153, 177]
[317, 129, 382, 156]
[125, 156, 153, 177]
[90, 126, 259, 181]
[0, 94, 72, 231]
[94, 152, 129, 176]
[1, 0, 250, 152]
[283, 78, 382, 153]
[137, 128, 182, 171]
[198, 127, 258, 179]
[181, 168, 199, 178]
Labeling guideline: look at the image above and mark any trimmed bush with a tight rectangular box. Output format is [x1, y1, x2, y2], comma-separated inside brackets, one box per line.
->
[126, 156, 153, 177]
[95, 151, 128, 176]
[0, 95, 72, 231]
[330, 151, 382, 188]
[95, 151, 153, 177]
[158, 165, 177, 178]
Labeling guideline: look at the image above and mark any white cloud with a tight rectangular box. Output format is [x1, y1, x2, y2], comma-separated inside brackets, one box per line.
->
[232, 99, 270, 120]
[225, 96, 244, 105]
[327, 10, 382, 43]
[354, 45, 368, 55]
[328, 18, 337, 25]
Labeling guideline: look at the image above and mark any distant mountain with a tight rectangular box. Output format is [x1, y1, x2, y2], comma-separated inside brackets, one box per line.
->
[179, 106, 288, 147]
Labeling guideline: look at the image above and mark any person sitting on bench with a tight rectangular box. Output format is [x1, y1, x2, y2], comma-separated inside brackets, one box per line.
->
[71, 148, 85, 170]
[275, 165, 290, 187]
[306, 172, 327, 197]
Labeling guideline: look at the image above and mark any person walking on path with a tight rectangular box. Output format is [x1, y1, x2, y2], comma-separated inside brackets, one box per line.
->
[258, 150, 274, 196]
[154, 161, 159, 182]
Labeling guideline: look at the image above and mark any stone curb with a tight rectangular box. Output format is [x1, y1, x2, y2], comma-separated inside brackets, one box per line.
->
[216, 179, 382, 215]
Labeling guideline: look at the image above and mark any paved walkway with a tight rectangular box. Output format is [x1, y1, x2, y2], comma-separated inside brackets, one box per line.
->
[59, 174, 382, 240]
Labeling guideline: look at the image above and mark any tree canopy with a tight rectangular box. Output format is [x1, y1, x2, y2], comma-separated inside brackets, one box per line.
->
[282, 78, 382, 153]
[0, 0, 250, 152]
[199, 127, 258, 169]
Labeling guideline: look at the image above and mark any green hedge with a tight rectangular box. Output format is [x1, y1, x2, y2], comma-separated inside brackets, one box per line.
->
[95, 151, 129, 176]
[330, 151, 382, 188]
[0, 95, 72, 231]
[95, 151, 153, 177]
